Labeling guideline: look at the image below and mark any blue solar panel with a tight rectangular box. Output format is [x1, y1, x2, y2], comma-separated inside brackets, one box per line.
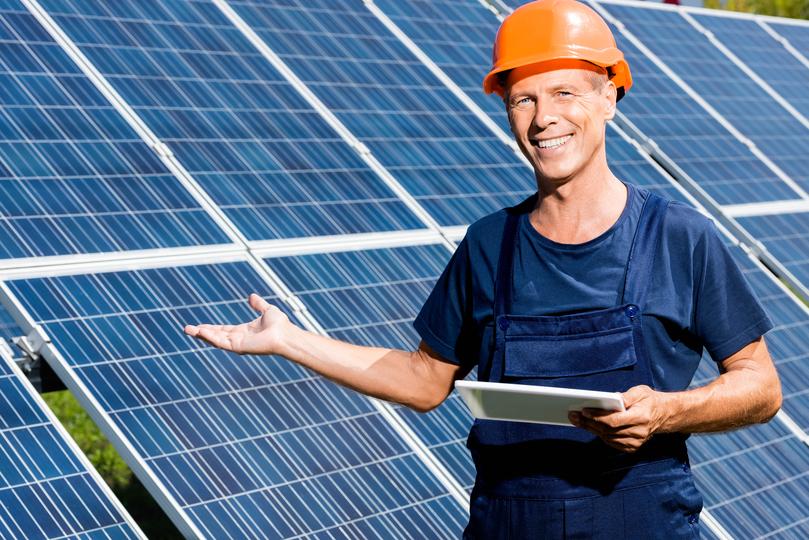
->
[36, 0, 425, 241]
[736, 212, 809, 294]
[0, 351, 143, 539]
[693, 13, 809, 120]
[688, 421, 809, 539]
[266, 245, 476, 491]
[0, 306, 20, 342]
[599, 3, 809, 196]
[8, 261, 467, 538]
[228, 0, 534, 227]
[374, 0, 511, 134]
[767, 20, 809, 59]
[0, 1, 230, 259]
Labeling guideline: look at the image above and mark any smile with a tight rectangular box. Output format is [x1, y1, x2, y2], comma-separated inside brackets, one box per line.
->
[534, 134, 573, 149]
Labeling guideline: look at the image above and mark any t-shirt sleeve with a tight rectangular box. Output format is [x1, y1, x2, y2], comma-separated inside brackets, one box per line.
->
[693, 221, 774, 362]
[413, 237, 476, 367]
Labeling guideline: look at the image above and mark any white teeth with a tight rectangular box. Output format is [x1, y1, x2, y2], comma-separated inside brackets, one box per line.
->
[536, 135, 572, 149]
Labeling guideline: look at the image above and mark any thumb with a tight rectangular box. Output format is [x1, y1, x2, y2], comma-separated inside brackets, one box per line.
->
[248, 293, 271, 313]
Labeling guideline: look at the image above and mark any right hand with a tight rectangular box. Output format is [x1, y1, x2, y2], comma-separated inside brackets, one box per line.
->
[183, 293, 290, 355]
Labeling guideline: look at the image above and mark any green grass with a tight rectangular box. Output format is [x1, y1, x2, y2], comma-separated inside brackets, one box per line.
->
[43, 390, 183, 539]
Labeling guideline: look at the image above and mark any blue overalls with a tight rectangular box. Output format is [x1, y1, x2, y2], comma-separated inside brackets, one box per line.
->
[464, 193, 703, 539]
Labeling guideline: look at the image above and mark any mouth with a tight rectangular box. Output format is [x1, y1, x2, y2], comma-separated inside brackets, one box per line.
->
[531, 134, 573, 150]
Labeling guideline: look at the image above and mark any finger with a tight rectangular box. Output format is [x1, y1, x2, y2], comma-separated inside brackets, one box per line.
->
[184, 325, 199, 336]
[581, 409, 634, 430]
[195, 327, 234, 351]
[249, 293, 272, 313]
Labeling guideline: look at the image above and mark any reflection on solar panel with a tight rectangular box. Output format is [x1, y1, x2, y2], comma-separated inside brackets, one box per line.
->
[599, 2, 809, 195]
[0, 1, 230, 260]
[374, 0, 510, 134]
[693, 13, 809, 120]
[7, 261, 467, 539]
[228, 0, 533, 227]
[266, 244, 476, 491]
[36, 0, 425, 241]
[0, 351, 143, 539]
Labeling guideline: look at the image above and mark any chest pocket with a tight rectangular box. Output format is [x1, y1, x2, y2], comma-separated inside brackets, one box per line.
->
[500, 306, 639, 385]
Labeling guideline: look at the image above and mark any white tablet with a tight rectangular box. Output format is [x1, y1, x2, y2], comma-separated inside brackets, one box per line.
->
[455, 380, 625, 426]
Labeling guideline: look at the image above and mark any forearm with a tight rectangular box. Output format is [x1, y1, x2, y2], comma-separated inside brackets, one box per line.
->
[277, 324, 452, 412]
[657, 359, 781, 434]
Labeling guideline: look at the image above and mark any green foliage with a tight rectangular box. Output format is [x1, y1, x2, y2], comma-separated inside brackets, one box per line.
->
[44, 390, 182, 539]
[704, 0, 809, 19]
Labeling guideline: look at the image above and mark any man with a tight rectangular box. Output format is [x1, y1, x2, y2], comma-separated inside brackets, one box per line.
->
[185, 0, 782, 537]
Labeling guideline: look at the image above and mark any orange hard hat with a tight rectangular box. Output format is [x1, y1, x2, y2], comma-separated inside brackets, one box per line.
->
[483, 0, 632, 100]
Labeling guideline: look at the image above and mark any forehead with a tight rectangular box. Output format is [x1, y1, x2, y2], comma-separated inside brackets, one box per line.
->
[507, 67, 596, 93]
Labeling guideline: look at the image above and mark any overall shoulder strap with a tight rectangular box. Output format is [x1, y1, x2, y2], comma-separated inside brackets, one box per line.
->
[494, 194, 536, 318]
[621, 192, 670, 306]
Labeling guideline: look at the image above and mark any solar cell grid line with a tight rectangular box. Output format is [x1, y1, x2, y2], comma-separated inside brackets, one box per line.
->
[2, 256, 468, 539]
[31, 0, 429, 243]
[594, 1, 809, 198]
[262, 244, 477, 492]
[0, 336, 145, 539]
[689, 11, 809, 122]
[765, 20, 809, 70]
[735, 211, 809, 300]
[373, 0, 509, 133]
[0, 0, 234, 262]
[226, 0, 536, 228]
[680, 10, 809, 131]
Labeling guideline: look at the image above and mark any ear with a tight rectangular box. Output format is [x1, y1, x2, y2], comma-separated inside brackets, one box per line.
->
[603, 80, 617, 121]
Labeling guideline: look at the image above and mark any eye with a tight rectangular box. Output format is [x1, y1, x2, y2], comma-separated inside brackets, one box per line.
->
[511, 96, 534, 109]
[556, 90, 574, 97]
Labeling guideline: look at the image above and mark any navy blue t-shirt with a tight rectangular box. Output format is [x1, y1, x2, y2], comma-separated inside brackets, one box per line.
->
[414, 183, 773, 391]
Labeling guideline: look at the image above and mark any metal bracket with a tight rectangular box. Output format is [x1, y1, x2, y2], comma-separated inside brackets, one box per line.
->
[11, 326, 51, 371]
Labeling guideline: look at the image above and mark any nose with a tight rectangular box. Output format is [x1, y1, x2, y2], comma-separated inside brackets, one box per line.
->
[533, 94, 560, 130]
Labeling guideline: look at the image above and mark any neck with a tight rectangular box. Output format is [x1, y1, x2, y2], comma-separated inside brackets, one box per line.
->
[530, 157, 627, 244]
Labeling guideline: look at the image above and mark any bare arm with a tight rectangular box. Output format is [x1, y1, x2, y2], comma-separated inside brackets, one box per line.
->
[184, 294, 470, 412]
[570, 336, 782, 452]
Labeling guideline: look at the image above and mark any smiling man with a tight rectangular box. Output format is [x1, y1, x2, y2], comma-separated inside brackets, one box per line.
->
[185, 0, 781, 537]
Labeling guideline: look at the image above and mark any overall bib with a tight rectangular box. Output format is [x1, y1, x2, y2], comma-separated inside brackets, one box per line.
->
[464, 193, 703, 539]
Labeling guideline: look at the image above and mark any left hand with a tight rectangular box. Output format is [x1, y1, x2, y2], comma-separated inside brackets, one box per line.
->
[568, 385, 670, 453]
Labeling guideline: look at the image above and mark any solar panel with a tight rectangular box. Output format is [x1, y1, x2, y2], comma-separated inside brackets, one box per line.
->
[373, 0, 511, 134]
[227, 0, 534, 227]
[0, 345, 144, 539]
[692, 13, 809, 120]
[34, 0, 426, 241]
[767, 20, 809, 61]
[735, 211, 809, 295]
[598, 2, 809, 196]
[0, 306, 20, 342]
[0, 0, 230, 260]
[6, 260, 467, 539]
[684, 236, 809, 538]
[265, 244, 476, 491]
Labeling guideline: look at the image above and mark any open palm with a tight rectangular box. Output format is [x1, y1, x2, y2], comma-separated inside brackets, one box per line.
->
[184, 293, 289, 355]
